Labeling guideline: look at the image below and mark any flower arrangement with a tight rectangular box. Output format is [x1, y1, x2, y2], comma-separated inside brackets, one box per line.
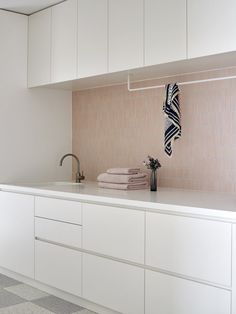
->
[143, 156, 161, 171]
[143, 156, 161, 191]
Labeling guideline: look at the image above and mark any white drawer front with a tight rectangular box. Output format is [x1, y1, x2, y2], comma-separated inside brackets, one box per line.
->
[35, 217, 82, 248]
[35, 241, 82, 297]
[35, 197, 82, 225]
[146, 270, 231, 314]
[83, 203, 145, 263]
[83, 253, 144, 314]
[146, 212, 231, 286]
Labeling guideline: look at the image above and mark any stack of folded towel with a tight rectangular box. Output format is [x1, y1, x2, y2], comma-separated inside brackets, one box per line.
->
[97, 168, 148, 190]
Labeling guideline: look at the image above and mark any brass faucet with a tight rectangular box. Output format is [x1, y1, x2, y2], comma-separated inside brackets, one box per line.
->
[59, 153, 85, 183]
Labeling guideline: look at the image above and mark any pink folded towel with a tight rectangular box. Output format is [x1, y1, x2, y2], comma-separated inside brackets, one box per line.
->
[97, 173, 147, 184]
[98, 182, 148, 190]
[107, 168, 140, 175]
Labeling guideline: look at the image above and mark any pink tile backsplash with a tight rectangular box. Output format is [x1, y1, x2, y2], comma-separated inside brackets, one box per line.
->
[73, 67, 236, 193]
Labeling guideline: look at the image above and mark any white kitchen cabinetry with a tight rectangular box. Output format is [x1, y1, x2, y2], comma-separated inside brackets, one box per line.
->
[0, 186, 234, 314]
[0, 192, 34, 278]
[83, 253, 144, 314]
[108, 0, 143, 72]
[83, 203, 145, 263]
[28, 8, 51, 87]
[188, 0, 236, 58]
[145, 270, 231, 314]
[35, 196, 82, 225]
[35, 217, 82, 249]
[77, 0, 108, 77]
[232, 224, 236, 314]
[146, 212, 231, 286]
[51, 0, 78, 82]
[145, 0, 186, 66]
[35, 240, 82, 297]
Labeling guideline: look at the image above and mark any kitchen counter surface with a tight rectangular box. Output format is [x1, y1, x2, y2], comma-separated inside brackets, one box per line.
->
[1, 181, 236, 221]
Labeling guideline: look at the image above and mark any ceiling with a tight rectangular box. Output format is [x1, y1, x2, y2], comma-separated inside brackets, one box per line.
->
[0, 0, 64, 15]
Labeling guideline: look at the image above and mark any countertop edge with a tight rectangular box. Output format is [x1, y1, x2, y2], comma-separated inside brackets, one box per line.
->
[1, 184, 236, 223]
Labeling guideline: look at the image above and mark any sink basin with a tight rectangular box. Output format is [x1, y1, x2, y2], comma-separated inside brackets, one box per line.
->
[44, 181, 83, 186]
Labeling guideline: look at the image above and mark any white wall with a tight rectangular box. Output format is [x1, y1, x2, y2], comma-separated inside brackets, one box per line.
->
[0, 10, 72, 183]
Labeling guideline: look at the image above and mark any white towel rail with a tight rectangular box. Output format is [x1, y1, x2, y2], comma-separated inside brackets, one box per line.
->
[127, 73, 236, 92]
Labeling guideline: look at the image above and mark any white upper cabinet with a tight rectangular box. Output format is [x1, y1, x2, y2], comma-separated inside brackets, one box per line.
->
[188, 0, 236, 58]
[77, 0, 108, 77]
[108, 0, 144, 72]
[51, 0, 78, 82]
[28, 8, 51, 87]
[27, 0, 236, 88]
[145, 0, 186, 66]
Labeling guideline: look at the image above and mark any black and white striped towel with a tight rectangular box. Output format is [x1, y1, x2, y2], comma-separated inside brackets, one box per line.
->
[163, 83, 181, 157]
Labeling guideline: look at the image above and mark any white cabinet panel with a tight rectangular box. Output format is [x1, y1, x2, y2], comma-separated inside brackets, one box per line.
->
[78, 0, 108, 77]
[28, 8, 51, 87]
[83, 203, 144, 263]
[51, 0, 78, 82]
[145, 0, 186, 65]
[146, 270, 231, 314]
[188, 0, 236, 58]
[35, 197, 82, 225]
[108, 0, 143, 72]
[0, 192, 34, 278]
[35, 240, 82, 296]
[232, 224, 236, 314]
[35, 217, 82, 248]
[146, 212, 231, 286]
[83, 253, 144, 314]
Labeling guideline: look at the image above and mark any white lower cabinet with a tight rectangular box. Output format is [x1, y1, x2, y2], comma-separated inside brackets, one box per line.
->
[35, 196, 82, 225]
[145, 270, 231, 314]
[83, 203, 144, 263]
[35, 217, 82, 249]
[232, 224, 236, 314]
[146, 212, 231, 286]
[0, 192, 34, 278]
[83, 253, 144, 314]
[35, 241, 82, 297]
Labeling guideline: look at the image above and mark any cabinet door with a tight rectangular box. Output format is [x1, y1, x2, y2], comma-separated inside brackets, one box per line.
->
[188, 0, 236, 58]
[78, 0, 108, 77]
[145, 0, 186, 66]
[83, 253, 144, 314]
[108, 0, 143, 72]
[0, 192, 34, 278]
[51, 0, 77, 82]
[35, 240, 82, 297]
[28, 8, 51, 87]
[83, 203, 145, 263]
[146, 270, 231, 314]
[146, 212, 231, 286]
[232, 224, 236, 314]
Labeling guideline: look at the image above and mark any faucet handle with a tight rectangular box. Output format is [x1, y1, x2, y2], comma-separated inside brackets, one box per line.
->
[78, 171, 85, 182]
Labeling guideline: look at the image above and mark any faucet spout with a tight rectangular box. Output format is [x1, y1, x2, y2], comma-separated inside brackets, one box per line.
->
[59, 153, 85, 183]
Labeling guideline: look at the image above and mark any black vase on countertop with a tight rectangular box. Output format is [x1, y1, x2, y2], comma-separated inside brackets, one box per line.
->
[150, 169, 157, 191]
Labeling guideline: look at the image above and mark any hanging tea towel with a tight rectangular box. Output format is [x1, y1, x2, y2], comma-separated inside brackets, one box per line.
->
[163, 83, 181, 157]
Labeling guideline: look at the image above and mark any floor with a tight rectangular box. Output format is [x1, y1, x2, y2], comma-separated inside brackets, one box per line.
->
[0, 273, 96, 314]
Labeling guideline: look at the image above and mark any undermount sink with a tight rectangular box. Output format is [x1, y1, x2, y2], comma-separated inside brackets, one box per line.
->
[44, 181, 83, 186]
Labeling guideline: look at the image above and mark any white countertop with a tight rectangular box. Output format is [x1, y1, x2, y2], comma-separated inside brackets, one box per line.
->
[1, 181, 236, 221]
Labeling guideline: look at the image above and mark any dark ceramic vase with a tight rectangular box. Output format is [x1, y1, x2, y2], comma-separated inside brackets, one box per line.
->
[150, 169, 157, 191]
